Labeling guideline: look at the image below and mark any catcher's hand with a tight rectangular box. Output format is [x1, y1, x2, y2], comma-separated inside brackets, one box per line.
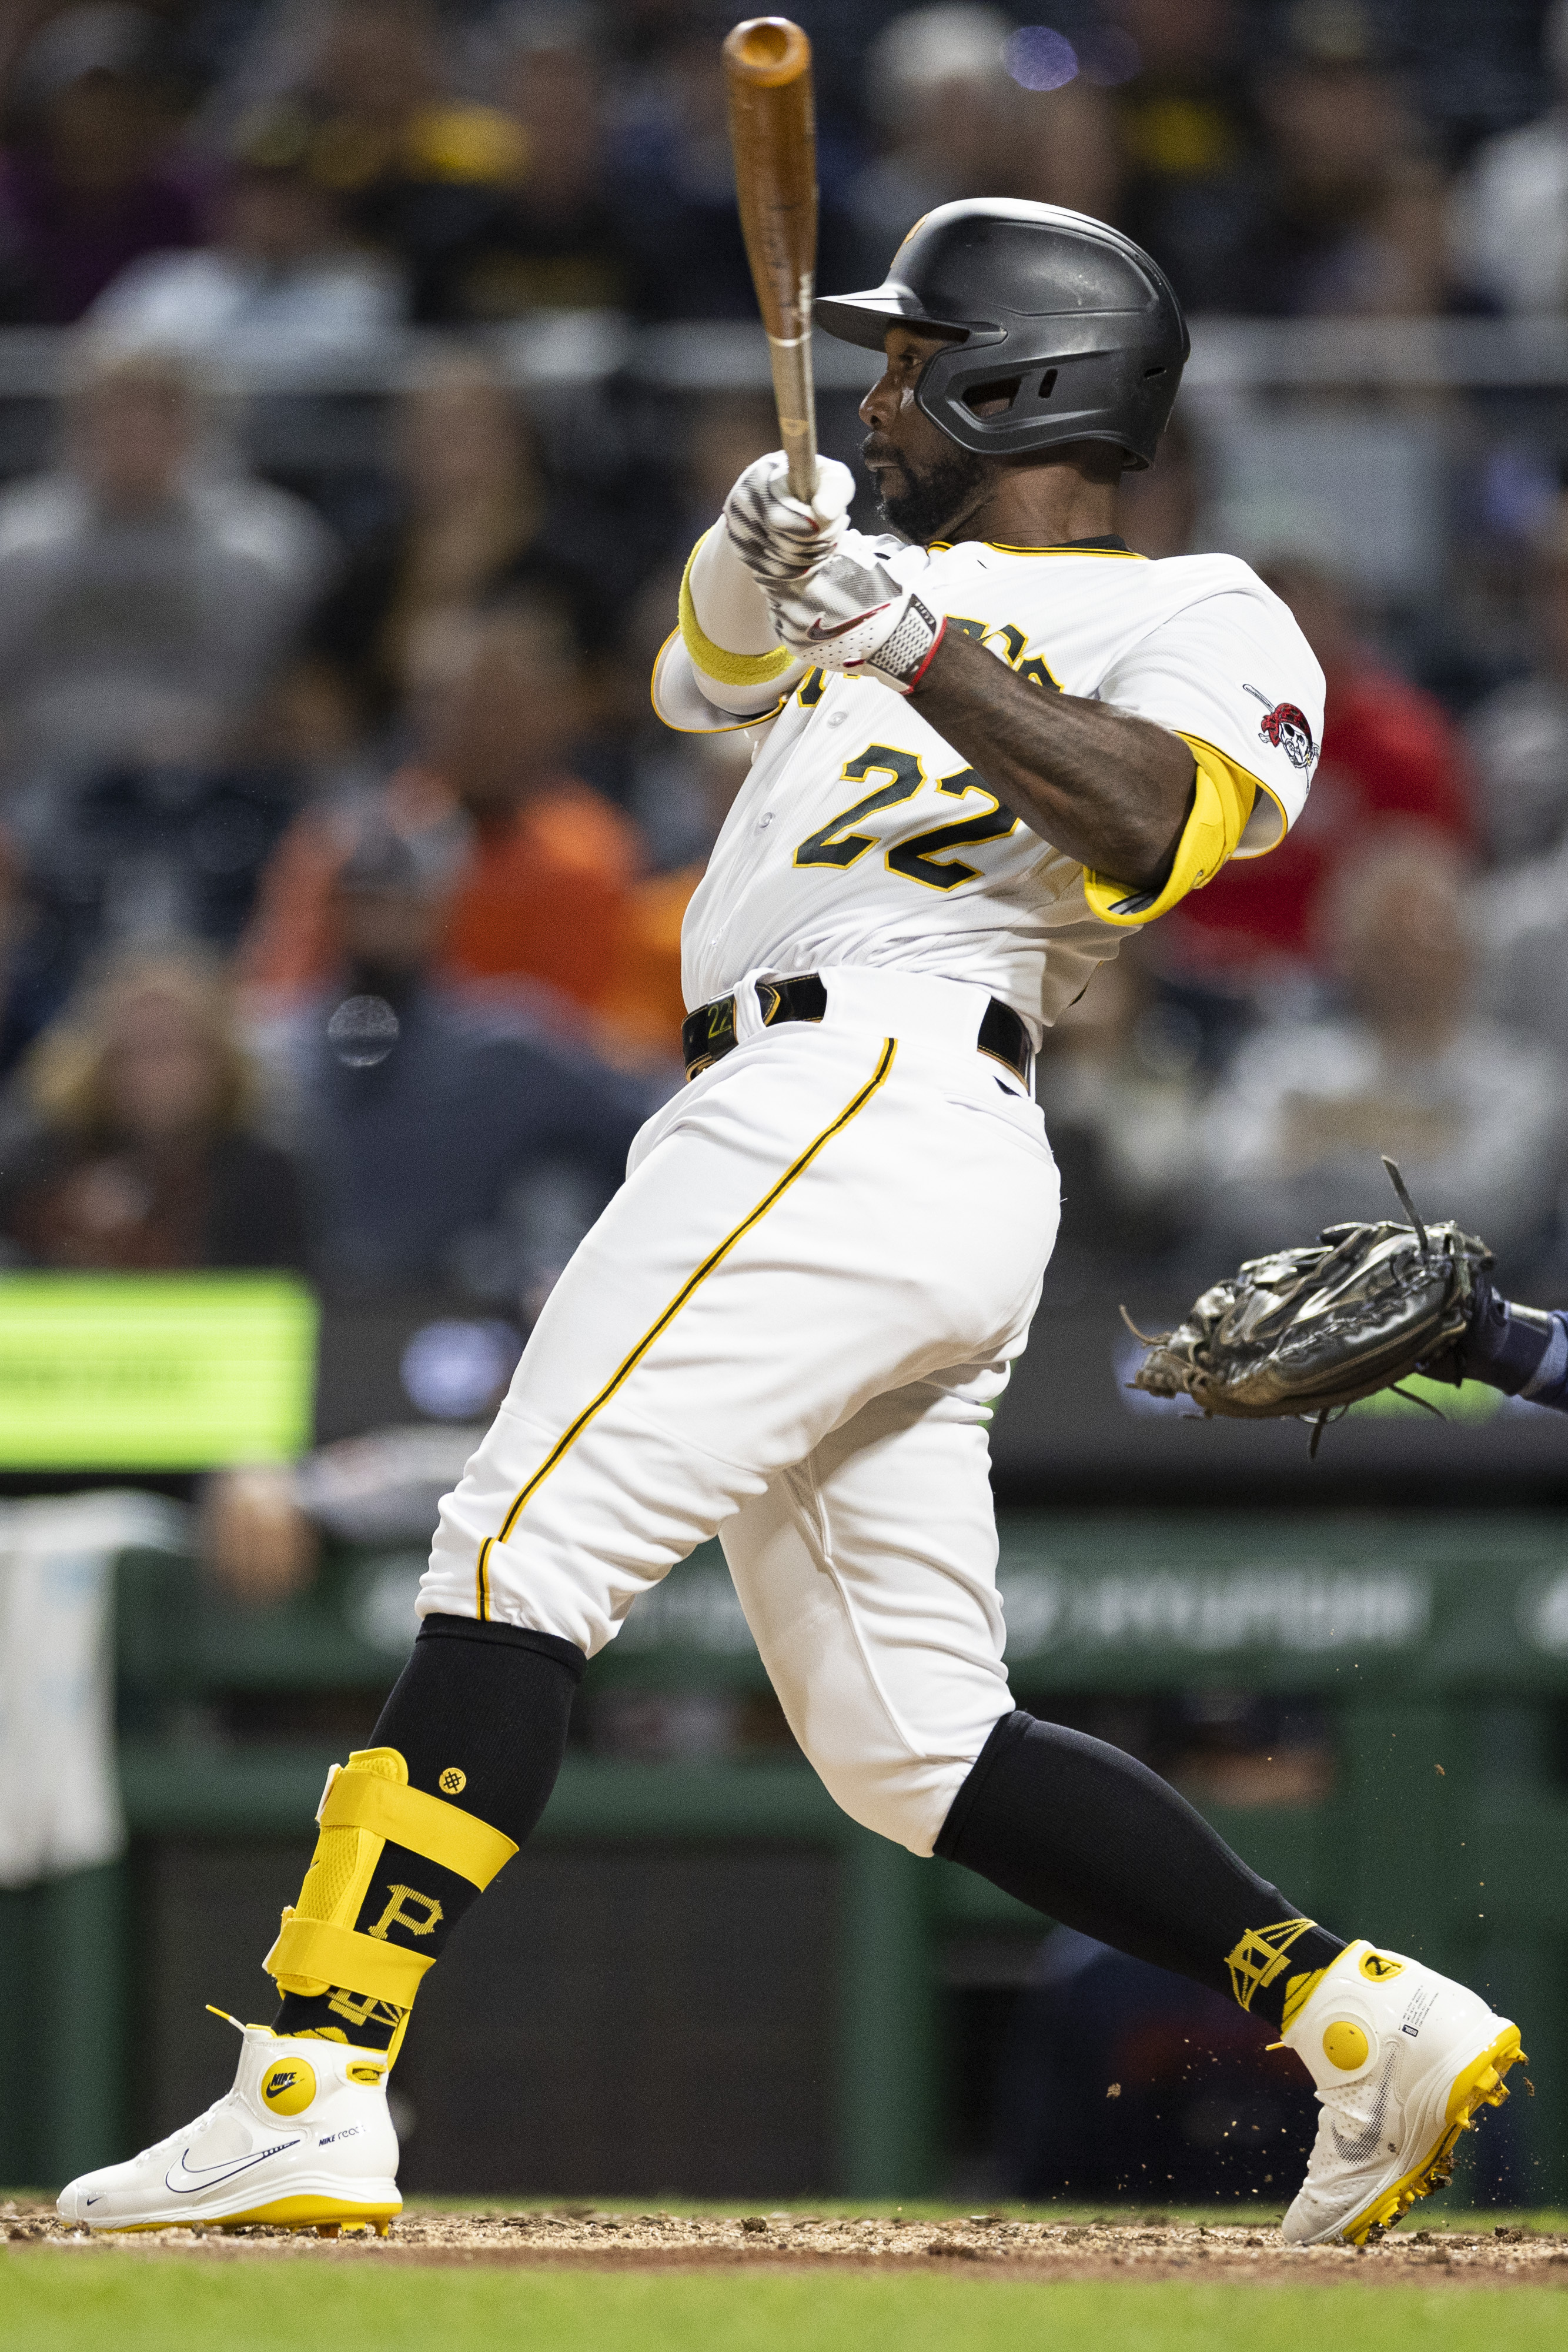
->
[1128, 1159, 1493, 1444]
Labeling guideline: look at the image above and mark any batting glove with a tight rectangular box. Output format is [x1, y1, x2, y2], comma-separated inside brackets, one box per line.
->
[723, 451, 856, 589]
[765, 540, 947, 693]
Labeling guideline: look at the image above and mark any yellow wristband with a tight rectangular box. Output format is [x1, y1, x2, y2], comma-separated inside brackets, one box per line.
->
[678, 537, 795, 689]
[1084, 734, 1258, 928]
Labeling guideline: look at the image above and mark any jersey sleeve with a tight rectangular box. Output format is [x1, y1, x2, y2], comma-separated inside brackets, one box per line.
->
[1097, 573, 1325, 856]
[650, 629, 790, 735]
[650, 527, 809, 734]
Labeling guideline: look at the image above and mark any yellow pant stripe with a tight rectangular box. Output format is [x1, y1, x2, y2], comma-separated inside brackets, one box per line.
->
[490, 1038, 898, 1551]
[265, 1910, 434, 2007]
[319, 1770, 517, 1889]
[476, 1536, 492, 1623]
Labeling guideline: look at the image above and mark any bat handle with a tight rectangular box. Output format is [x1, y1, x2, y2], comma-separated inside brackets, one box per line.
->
[767, 329, 818, 503]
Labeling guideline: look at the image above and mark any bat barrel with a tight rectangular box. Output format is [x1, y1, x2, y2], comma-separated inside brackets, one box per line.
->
[724, 15, 820, 502]
[723, 15, 811, 85]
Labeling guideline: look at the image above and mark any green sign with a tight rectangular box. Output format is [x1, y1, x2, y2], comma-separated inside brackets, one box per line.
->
[565, 1512, 1568, 1695]
[0, 1275, 318, 1467]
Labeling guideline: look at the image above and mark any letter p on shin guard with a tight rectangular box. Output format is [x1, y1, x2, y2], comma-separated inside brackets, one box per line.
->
[263, 1747, 517, 2017]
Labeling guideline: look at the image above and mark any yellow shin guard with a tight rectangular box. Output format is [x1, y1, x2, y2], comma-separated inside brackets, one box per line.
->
[264, 1748, 517, 2063]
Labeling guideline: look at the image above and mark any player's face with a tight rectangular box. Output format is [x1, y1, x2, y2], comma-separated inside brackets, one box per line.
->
[860, 326, 991, 545]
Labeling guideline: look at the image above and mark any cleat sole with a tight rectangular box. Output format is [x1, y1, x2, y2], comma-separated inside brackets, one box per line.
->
[221, 2196, 398, 2234]
[95, 2193, 399, 2237]
[1340, 2026, 1525, 2244]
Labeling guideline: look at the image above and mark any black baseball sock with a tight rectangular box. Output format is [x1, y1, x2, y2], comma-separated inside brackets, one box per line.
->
[937, 1710, 1345, 2030]
[273, 1616, 584, 2050]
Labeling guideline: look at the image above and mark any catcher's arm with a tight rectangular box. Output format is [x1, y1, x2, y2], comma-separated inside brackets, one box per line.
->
[1429, 1277, 1568, 1410]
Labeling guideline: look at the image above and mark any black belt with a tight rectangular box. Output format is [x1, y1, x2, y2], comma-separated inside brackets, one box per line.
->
[681, 973, 1032, 1086]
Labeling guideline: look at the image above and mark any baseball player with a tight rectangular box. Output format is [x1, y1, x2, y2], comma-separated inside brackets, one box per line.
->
[61, 202, 1524, 2247]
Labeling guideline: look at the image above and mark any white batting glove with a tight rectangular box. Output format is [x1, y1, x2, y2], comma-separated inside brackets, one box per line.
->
[765, 539, 947, 693]
[723, 452, 856, 589]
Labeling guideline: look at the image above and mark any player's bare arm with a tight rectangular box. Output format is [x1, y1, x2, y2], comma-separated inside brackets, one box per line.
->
[907, 629, 1193, 890]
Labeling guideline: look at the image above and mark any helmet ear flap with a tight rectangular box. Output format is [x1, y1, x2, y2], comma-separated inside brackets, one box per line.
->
[917, 336, 1171, 469]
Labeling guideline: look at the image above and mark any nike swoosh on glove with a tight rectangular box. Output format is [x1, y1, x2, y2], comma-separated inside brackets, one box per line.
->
[766, 540, 947, 693]
[723, 451, 856, 589]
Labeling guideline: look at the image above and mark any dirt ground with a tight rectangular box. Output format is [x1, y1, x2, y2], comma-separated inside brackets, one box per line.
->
[5, 2200, 1567, 2285]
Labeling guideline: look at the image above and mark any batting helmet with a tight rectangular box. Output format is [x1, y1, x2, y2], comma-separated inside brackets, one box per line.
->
[814, 199, 1189, 470]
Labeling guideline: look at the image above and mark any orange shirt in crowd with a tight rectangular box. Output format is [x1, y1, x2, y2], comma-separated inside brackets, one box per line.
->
[239, 766, 642, 1013]
[596, 862, 702, 1063]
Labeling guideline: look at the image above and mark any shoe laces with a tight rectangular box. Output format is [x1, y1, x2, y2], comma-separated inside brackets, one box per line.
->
[141, 2085, 243, 2163]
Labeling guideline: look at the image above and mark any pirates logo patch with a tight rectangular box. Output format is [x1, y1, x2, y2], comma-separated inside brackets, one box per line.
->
[1243, 684, 1316, 771]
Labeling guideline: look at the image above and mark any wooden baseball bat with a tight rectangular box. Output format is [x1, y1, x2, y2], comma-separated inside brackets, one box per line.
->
[723, 16, 819, 502]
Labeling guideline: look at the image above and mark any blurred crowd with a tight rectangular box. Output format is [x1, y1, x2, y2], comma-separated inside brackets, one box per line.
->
[0, 0, 1564, 336]
[0, 0, 1566, 1354]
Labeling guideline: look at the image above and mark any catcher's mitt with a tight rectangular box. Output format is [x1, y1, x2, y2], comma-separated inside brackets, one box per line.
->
[1128, 1161, 1492, 1448]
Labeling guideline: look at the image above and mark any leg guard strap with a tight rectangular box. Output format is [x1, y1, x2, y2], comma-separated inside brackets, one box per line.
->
[318, 1765, 517, 1889]
[265, 1910, 436, 2007]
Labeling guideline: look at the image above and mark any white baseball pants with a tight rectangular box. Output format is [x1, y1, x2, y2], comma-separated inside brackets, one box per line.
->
[420, 965, 1061, 1854]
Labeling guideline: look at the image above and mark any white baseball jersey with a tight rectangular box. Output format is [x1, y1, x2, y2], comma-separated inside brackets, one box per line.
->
[656, 536, 1324, 1032]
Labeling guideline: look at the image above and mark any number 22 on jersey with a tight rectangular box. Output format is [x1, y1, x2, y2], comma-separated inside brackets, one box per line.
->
[794, 745, 1019, 894]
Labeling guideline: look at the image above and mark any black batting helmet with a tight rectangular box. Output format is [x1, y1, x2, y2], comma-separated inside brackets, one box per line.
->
[814, 199, 1189, 470]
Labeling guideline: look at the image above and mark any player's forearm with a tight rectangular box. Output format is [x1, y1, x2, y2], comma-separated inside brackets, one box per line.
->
[909, 627, 1195, 888]
[690, 523, 780, 656]
[682, 524, 807, 715]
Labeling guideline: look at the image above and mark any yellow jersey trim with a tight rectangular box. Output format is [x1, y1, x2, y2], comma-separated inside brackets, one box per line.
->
[487, 1038, 899, 1555]
[1236, 771, 1290, 860]
[926, 541, 1148, 558]
[319, 1770, 518, 1890]
[1084, 734, 1260, 929]
[648, 626, 787, 737]
[679, 538, 795, 687]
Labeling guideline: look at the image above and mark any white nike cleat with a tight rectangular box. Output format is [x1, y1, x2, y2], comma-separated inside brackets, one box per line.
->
[1279, 1939, 1524, 2246]
[56, 2017, 400, 2235]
